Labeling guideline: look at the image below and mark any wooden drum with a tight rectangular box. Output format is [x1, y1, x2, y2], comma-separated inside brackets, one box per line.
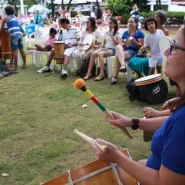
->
[42, 149, 137, 185]
[0, 28, 11, 59]
[53, 41, 65, 64]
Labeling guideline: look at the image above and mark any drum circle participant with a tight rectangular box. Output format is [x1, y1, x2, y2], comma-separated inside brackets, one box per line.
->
[37, 18, 81, 79]
[90, 25, 185, 185]
[110, 17, 144, 85]
[73, 17, 102, 76]
[83, 17, 122, 81]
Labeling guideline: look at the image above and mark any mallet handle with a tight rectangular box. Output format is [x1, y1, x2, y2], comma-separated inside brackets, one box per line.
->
[104, 110, 134, 139]
[74, 129, 107, 152]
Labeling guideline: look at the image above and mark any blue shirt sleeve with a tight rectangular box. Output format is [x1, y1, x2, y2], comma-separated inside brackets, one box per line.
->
[162, 111, 185, 175]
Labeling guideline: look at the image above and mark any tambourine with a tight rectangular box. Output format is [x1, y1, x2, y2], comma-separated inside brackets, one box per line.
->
[125, 37, 134, 47]
[81, 34, 95, 51]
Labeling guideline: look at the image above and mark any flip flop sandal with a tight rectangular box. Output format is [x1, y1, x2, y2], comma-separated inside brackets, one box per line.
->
[110, 76, 118, 84]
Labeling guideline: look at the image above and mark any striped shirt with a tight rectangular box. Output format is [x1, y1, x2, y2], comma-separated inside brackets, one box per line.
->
[62, 26, 81, 45]
[7, 15, 21, 35]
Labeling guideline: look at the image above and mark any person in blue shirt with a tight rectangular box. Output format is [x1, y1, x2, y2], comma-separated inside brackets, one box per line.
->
[110, 17, 144, 84]
[90, 25, 185, 185]
[1, 5, 24, 71]
[34, 10, 43, 27]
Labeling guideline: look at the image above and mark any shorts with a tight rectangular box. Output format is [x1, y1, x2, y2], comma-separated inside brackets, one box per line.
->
[149, 53, 164, 68]
[107, 48, 116, 56]
[10, 33, 23, 50]
[64, 47, 77, 57]
[126, 50, 137, 58]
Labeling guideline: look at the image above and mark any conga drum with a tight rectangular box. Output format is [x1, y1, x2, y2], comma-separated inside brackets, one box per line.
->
[0, 28, 11, 59]
[42, 149, 138, 185]
[81, 34, 95, 51]
[135, 74, 168, 105]
[53, 41, 65, 64]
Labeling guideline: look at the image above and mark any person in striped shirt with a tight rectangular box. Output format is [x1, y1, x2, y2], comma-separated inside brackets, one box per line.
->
[1, 6, 25, 71]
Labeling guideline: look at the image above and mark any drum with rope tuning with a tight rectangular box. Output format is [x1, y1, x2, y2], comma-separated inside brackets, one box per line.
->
[41, 149, 137, 185]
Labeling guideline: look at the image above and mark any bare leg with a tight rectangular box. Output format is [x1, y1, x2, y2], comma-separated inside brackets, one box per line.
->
[12, 50, 18, 70]
[83, 49, 100, 80]
[46, 50, 55, 67]
[149, 67, 155, 75]
[116, 45, 126, 68]
[35, 44, 44, 51]
[20, 49, 26, 67]
[95, 50, 112, 80]
[156, 66, 162, 74]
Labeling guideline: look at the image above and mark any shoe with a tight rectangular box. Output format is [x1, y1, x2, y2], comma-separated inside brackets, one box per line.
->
[119, 65, 127, 73]
[22, 65, 27, 69]
[61, 69, 68, 78]
[94, 76, 104, 81]
[37, 66, 50, 73]
[110, 76, 118, 85]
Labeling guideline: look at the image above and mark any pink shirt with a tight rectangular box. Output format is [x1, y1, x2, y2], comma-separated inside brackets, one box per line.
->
[45, 37, 57, 47]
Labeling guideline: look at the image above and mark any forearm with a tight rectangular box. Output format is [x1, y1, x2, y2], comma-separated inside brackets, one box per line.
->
[111, 36, 119, 45]
[133, 39, 143, 48]
[116, 151, 160, 185]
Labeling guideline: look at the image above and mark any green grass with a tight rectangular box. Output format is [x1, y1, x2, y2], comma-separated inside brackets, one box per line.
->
[0, 43, 176, 185]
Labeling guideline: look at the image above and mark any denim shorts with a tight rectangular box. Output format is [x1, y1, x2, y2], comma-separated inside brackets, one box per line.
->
[107, 48, 116, 56]
[126, 49, 137, 58]
[10, 33, 23, 50]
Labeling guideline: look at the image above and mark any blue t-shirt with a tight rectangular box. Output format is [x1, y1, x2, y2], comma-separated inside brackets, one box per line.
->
[147, 105, 185, 175]
[122, 29, 144, 52]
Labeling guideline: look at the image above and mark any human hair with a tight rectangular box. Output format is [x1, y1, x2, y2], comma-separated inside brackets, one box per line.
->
[144, 17, 157, 31]
[171, 25, 185, 112]
[86, 17, 97, 32]
[49, 28, 57, 35]
[129, 17, 139, 30]
[132, 3, 138, 10]
[5, 5, 15, 15]
[155, 10, 167, 25]
[109, 17, 118, 36]
[58, 17, 70, 25]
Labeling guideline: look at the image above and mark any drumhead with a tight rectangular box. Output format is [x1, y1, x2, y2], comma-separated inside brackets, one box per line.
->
[135, 74, 162, 86]
[81, 34, 95, 51]
[53, 41, 65, 44]
[159, 36, 171, 52]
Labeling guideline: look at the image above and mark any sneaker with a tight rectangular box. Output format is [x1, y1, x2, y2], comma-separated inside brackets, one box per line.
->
[37, 66, 51, 73]
[61, 69, 68, 78]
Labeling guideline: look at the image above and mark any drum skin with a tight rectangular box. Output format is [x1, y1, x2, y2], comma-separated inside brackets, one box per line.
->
[0, 28, 11, 59]
[42, 149, 137, 185]
[81, 34, 95, 51]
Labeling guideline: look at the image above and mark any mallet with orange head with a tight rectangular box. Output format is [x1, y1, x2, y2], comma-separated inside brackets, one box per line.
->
[74, 78, 133, 139]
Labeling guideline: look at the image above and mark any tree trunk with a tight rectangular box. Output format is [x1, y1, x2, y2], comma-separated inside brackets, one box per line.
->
[66, 0, 73, 10]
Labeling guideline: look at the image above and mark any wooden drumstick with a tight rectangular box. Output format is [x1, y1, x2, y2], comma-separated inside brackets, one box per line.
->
[74, 78, 133, 139]
[74, 129, 108, 152]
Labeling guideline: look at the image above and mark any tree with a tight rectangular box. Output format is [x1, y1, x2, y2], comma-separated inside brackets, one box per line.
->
[156, 0, 162, 10]
[106, 0, 149, 16]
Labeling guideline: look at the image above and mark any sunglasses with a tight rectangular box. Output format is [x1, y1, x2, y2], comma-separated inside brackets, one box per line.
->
[170, 41, 185, 55]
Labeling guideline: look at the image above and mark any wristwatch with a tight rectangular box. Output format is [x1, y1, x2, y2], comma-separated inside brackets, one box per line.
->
[131, 118, 140, 130]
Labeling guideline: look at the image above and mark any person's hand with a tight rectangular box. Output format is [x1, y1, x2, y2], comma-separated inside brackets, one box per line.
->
[91, 139, 121, 163]
[109, 29, 114, 37]
[119, 42, 124, 46]
[65, 44, 72, 48]
[107, 111, 131, 128]
[78, 42, 83, 47]
[147, 53, 151, 58]
[93, 45, 100, 49]
[143, 107, 160, 118]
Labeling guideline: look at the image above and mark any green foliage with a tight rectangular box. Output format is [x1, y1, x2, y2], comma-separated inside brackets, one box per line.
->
[106, 0, 150, 16]
[25, 0, 39, 9]
[141, 11, 185, 19]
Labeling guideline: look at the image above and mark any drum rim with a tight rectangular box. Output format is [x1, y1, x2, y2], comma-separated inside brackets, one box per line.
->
[135, 74, 162, 82]
[135, 76, 163, 86]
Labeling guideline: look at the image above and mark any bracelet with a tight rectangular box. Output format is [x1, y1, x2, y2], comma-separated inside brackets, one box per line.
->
[131, 118, 140, 130]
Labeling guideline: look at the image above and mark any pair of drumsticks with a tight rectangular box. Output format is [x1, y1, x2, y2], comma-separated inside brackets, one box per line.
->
[74, 79, 133, 152]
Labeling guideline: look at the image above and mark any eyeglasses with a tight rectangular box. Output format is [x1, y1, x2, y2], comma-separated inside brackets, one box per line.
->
[170, 42, 185, 55]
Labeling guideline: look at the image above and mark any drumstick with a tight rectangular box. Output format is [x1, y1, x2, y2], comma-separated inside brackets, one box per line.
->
[74, 129, 108, 152]
[74, 78, 133, 139]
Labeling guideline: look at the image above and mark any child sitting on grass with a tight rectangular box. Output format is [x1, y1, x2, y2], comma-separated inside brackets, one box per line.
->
[35, 28, 57, 51]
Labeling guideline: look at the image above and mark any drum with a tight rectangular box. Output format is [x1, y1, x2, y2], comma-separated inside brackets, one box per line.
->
[0, 28, 11, 59]
[53, 41, 65, 64]
[135, 74, 168, 105]
[81, 34, 95, 51]
[42, 149, 137, 185]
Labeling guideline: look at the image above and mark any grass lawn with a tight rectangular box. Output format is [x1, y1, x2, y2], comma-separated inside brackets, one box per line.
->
[0, 34, 177, 185]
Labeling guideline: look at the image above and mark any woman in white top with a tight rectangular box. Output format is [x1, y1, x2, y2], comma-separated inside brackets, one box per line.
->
[73, 17, 102, 75]
[84, 17, 122, 81]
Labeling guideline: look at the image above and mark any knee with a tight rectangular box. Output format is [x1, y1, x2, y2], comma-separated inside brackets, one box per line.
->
[116, 45, 122, 51]
[98, 52, 104, 58]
